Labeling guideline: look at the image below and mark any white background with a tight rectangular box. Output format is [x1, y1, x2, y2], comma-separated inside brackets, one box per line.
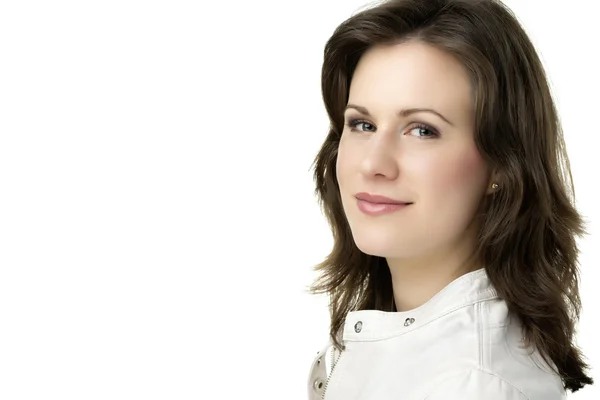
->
[0, 0, 597, 399]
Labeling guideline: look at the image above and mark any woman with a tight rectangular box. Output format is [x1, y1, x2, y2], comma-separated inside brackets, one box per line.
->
[306, 0, 594, 399]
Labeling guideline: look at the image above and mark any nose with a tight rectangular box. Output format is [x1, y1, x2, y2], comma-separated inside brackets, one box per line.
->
[360, 130, 400, 180]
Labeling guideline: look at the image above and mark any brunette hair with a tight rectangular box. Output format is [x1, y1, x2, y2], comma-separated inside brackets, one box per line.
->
[308, 0, 593, 392]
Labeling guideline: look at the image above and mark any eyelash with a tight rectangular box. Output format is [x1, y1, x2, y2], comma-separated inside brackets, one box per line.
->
[345, 119, 440, 139]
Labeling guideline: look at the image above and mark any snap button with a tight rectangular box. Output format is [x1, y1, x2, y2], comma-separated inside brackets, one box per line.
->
[313, 378, 325, 392]
[354, 321, 363, 333]
[404, 317, 415, 327]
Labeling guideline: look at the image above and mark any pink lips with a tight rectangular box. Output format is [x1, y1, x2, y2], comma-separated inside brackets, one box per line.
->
[354, 192, 412, 216]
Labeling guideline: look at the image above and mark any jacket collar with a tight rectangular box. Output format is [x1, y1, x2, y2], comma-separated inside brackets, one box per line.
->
[342, 268, 499, 341]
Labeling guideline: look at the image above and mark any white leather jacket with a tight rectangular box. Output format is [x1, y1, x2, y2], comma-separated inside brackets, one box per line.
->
[307, 268, 566, 399]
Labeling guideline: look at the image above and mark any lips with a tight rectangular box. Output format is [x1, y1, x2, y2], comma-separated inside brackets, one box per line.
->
[354, 192, 412, 205]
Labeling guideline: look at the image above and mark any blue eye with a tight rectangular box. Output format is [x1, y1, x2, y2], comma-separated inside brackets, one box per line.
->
[407, 123, 438, 138]
[346, 119, 375, 132]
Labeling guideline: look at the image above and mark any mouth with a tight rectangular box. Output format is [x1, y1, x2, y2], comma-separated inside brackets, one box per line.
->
[354, 193, 413, 216]
[354, 192, 412, 205]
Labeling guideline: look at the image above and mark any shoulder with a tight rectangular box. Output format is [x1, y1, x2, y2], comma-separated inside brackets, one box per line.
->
[423, 369, 565, 400]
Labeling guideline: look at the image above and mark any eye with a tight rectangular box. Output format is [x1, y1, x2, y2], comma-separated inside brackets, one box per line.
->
[406, 123, 438, 138]
[346, 119, 376, 132]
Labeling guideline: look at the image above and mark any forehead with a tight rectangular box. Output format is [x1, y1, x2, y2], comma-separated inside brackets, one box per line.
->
[348, 42, 473, 116]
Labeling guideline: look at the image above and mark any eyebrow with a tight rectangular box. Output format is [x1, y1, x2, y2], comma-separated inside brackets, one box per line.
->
[345, 104, 454, 127]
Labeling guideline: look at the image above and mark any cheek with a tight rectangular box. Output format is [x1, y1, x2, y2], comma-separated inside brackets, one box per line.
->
[335, 148, 344, 188]
[335, 138, 353, 189]
[414, 144, 488, 196]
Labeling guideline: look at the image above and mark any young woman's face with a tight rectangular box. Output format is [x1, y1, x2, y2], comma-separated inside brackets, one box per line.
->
[336, 41, 492, 260]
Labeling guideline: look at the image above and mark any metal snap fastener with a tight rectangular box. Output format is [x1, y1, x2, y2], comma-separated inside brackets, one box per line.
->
[354, 321, 363, 333]
[317, 357, 321, 365]
[313, 378, 325, 392]
[404, 318, 415, 327]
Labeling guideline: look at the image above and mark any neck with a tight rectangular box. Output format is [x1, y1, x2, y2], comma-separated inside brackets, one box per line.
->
[387, 232, 482, 312]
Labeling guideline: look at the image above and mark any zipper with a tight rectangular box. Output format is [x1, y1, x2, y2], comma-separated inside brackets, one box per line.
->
[321, 345, 342, 400]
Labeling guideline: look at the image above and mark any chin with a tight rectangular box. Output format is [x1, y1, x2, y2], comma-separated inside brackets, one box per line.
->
[351, 228, 416, 259]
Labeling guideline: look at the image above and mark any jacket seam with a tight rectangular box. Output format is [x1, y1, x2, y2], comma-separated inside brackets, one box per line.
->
[476, 301, 484, 369]
[421, 368, 530, 400]
[475, 369, 530, 400]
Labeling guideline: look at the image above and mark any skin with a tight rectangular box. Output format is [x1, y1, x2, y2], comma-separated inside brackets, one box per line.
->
[336, 41, 498, 311]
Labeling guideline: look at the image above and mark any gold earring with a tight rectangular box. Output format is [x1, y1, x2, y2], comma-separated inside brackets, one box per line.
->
[491, 183, 499, 190]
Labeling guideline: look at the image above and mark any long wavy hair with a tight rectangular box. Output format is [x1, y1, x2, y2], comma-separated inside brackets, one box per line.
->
[308, 0, 593, 392]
